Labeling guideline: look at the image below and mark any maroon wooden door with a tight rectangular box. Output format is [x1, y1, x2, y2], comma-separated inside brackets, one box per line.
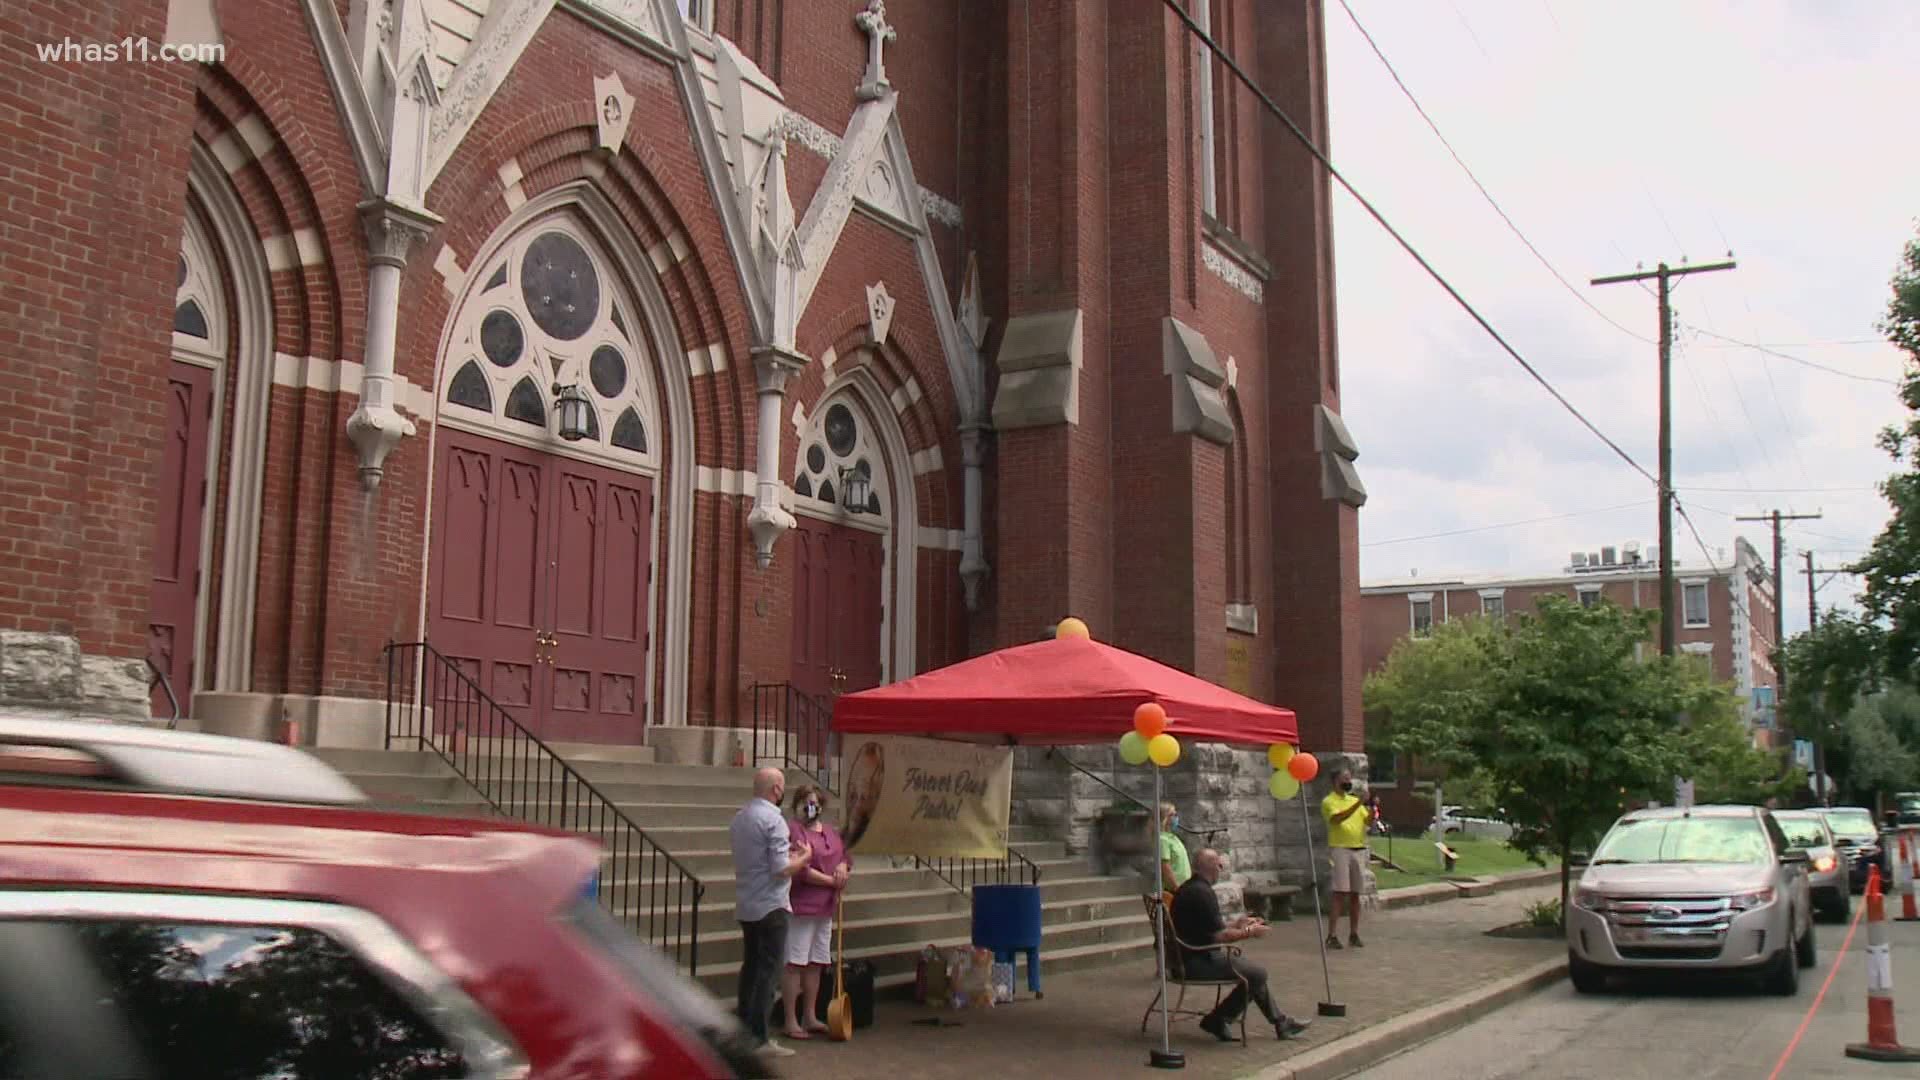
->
[148, 361, 214, 718]
[430, 429, 657, 744]
[429, 430, 550, 730]
[789, 518, 836, 702]
[542, 457, 652, 743]
[789, 517, 887, 699]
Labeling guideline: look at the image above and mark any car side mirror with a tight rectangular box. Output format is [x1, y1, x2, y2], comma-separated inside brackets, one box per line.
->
[1780, 848, 1809, 864]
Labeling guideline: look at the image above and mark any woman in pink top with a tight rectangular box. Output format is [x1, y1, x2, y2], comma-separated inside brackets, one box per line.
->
[781, 783, 852, 1039]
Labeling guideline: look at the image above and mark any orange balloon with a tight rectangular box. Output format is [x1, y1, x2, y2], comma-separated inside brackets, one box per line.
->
[1056, 617, 1092, 640]
[1133, 702, 1167, 740]
[1287, 751, 1319, 783]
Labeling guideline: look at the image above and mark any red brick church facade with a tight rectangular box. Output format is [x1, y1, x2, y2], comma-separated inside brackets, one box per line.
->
[0, 0, 1364, 753]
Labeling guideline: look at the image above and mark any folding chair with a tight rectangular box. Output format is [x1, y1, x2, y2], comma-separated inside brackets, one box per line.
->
[1139, 895, 1249, 1046]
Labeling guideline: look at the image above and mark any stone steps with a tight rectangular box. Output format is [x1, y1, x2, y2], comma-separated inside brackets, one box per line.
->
[318, 745, 1156, 1001]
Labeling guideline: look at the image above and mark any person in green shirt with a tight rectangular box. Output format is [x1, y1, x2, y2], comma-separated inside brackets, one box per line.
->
[1320, 767, 1370, 949]
[1158, 802, 1192, 892]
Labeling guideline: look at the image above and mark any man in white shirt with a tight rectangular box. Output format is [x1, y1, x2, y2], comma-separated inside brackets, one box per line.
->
[729, 767, 811, 1057]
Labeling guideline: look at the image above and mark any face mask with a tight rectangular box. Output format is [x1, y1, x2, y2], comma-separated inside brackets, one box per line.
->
[1168, 815, 1180, 831]
[804, 802, 820, 821]
[1339, 780, 1353, 793]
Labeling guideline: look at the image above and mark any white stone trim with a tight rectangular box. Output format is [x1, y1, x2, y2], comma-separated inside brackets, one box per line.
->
[261, 229, 326, 271]
[910, 445, 942, 475]
[234, 113, 276, 159]
[432, 244, 466, 298]
[889, 375, 923, 414]
[686, 342, 728, 376]
[1408, 592, 1434, 603]
[1680, 641, 1714, 656]
[188, 147, 275, 695]
[695, 466, 757, 497]
[425, 0, 559, 186]
[920, 188, 962, 229]
[497, 159, 527, 210]
[916, 526, 964, 552]
[207, 131, 250, 174]
[1202, 242, 1264, 303]
[647, 229, 690, 270]
[296, 0, 385, 194]
[272, 353, 436, 418]
[790, 401, 807, 437]
[1226, 602, 1258, 635]
[1477, 587, 1506, 599]
[778, 110, 963, 233]
[821, 346, 838, 378]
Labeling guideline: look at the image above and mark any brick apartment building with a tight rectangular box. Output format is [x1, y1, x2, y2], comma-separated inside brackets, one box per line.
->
[1360, 538, 1779, 829]
[0, 0, 1364, 754]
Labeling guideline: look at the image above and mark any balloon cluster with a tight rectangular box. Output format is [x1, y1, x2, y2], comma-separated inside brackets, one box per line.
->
[1266, 742, 1318, 800]
[1119, 702, 1180, 767]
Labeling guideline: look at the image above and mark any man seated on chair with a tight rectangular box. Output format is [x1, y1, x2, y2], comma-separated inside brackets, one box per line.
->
[1172, 849, 1312, 1042]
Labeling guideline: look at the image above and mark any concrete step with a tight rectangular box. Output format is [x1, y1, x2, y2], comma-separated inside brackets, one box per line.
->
[307, 747, 462, 777]
[356, 774, 750, 808]
[592, 843, 1072, 879]
[612, 870, 1131, 909]
[605, 874, 1142, 937]
[693, 914, 1155, 998]
[676, 897, 1148, 970]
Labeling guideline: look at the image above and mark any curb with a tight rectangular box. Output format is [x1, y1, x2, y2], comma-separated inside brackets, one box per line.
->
[1377, 867, 1560, 909]
[1235, 956, 1569, 1080]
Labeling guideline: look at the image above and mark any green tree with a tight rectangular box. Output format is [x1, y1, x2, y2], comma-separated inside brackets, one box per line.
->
[1779, 611, 1885, 799]
[1474, 598, 1698, 912]
[1364, 615, 1502, 835]
[1859, 228, 1920, 678]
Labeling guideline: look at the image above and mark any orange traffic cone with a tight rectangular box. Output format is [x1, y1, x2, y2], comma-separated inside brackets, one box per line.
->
[1846, 867, 1920, 1063]
[1900, 832, 1920, 923]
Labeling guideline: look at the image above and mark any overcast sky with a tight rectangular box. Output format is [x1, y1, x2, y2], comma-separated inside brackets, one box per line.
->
[1327, 0, 1918, 638]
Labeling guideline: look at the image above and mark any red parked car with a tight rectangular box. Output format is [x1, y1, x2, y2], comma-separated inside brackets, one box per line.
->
[0, 718, 764, 1079]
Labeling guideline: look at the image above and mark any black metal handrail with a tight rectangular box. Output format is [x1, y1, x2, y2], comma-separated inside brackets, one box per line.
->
[384, 642, 704, 975]
[914, 847, 1043, 893]
[146, 656, 180, 730]
[1043, 747, 1229, 847]
[750, 682, 838, 795]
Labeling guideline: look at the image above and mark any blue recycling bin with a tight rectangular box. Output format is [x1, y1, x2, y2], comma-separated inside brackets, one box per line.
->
[971, 883, 1043, 998]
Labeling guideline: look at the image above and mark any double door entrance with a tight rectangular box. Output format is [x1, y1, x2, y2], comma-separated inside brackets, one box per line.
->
[428, 428, 654, 743]
[789, 515, 886, 704]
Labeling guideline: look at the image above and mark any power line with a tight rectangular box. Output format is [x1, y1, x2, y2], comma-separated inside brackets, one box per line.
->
[1331, 0, 1655, 346]
[1679, 485, 1877, 495]
[1166, 0, 1657, 489]
[1687, 326, 1901, 385]
[1695, 338, 1885, 349]
[1362, 501, 1650, 549]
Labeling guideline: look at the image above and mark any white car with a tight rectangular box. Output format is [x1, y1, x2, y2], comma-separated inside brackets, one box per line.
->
[1432, 805, 1514, 840]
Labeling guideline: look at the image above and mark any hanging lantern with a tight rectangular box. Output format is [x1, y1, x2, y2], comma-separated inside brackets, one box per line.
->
[553, 383, 594, 442]
[839, 466, 873, 514]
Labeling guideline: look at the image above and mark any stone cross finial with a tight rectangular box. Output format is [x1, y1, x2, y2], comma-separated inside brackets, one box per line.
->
[854, 0, 896, 101]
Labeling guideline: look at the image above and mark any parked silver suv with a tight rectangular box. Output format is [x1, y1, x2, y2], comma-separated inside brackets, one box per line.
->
[1567, 805, 1814, 995]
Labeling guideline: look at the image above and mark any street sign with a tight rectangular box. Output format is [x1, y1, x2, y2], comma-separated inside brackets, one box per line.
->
[1674, 778, 1695, 809]
[1794, 739, 1816, 771]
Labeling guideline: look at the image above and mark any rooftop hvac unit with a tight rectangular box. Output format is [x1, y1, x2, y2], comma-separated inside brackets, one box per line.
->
[1571, 552, 1587, 568]
[1601, 546, 1618, 566]
[1589, 551, 1601, 568]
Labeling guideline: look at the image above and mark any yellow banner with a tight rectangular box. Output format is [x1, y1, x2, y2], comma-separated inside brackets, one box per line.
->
[838, 734, 1013, 858]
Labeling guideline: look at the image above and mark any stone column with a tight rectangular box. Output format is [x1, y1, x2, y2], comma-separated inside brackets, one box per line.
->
[958, 422, 990, 609]
[746, 345, 807, 567]
[347, 199, 439, 491]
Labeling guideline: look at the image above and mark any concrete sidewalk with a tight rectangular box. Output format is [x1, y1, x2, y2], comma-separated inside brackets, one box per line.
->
[769, 884, 1563, 1080]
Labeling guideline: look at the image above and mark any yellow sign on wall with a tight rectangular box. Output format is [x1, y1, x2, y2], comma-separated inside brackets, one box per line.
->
[1225, 635, 1253, 697]
[839, 734, 1013, 858]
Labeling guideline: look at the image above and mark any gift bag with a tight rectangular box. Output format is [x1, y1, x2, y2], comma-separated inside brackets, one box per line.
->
[990, 961, 1015, 1004]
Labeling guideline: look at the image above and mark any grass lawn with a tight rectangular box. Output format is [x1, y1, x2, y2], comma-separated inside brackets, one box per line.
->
[1367, 832, 1558, 892]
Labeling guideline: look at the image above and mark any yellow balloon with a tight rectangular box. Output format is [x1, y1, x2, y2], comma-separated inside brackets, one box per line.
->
[1056, 617, 1092, 640]
[1118, 730, 1150, 766]
[1267, 743, 1295, 769]
[1147, 733, 1181, 768]
[1269, 771, 1300, 800]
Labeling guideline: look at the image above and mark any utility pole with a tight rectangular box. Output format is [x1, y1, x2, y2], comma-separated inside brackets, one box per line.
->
[1798, 552, 1864, 808]
[1736, 510, 1822, 711]
[1592, 259, 1737, 656]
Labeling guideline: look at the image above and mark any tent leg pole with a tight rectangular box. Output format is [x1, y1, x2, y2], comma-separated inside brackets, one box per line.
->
[1150, 763, 1184, 1069]
[1298, 788, 1344, 1017]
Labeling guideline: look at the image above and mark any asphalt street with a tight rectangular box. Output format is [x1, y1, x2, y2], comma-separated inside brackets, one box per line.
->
[1354, 908, 1920, 1079]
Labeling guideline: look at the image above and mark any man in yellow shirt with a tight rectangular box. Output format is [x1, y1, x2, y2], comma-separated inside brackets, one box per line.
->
[1320, 767, 1369, 949]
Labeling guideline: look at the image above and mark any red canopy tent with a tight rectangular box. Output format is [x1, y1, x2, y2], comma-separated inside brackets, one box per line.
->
[832, 636, 1297, 747]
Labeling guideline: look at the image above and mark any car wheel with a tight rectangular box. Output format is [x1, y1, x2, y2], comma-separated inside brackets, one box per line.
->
[1796, 914, 1818, 969]
[1766, 937, 1801, 995]
[1569, 951, 1608, 994]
